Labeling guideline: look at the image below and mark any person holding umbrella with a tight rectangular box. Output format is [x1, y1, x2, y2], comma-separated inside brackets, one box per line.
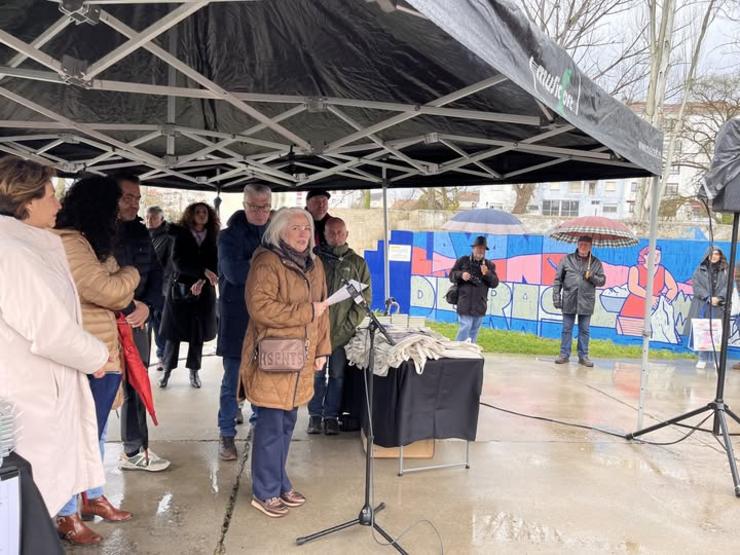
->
[552, 236, 606, 367]
[448, 235, 499, 343]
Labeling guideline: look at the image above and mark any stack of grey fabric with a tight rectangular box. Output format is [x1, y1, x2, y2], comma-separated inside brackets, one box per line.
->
[344, 325, 483, 376]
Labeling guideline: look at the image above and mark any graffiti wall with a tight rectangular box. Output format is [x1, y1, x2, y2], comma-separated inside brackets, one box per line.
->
[364, 230, 740, 352]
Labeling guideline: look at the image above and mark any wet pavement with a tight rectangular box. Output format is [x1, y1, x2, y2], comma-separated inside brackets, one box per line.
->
[67, 352, 740, 554]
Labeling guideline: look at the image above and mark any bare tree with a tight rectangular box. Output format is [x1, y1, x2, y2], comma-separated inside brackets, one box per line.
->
[517, 0, 648, 211]
[677, 74, 740, 174]
[512, 183, 537, 214]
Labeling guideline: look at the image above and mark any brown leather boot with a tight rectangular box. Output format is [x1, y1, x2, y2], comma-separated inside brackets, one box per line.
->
[81, 493, 133, 522]
[56, 514, 102, 545]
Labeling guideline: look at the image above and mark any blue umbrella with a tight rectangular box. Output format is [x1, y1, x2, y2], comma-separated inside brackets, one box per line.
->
[443, 208, 527, 235]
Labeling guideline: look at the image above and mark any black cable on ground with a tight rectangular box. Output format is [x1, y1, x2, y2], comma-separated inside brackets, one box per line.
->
[479, 401, 722, 447]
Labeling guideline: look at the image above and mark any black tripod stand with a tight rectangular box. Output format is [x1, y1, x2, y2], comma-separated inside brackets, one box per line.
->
[296, 288, 407, 553]
[626, 212, 740, 497]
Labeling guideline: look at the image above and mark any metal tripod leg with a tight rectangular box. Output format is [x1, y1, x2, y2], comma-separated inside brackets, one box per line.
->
[295, 503, 386, 546]
[724, 406, 740, 426]
[625, 403, 713, 440]
[716, 409, 740, 497]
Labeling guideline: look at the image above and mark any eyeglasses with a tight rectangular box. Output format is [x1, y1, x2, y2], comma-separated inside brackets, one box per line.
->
[246, 203, 271, 213]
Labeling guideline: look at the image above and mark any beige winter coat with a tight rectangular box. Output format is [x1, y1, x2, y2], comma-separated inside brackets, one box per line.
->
[0, 216, 109, 516]
[55, 229, 139, 370]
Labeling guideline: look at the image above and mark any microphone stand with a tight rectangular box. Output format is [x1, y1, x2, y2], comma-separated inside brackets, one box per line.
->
[296, 280, 406, 553]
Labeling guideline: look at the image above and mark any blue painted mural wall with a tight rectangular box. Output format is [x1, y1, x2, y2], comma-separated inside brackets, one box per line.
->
[364, 230, 740, 353]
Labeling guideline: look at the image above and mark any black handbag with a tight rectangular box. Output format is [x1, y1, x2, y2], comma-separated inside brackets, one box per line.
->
[445, 284, 459, 305]
[170, 275, 197, 303]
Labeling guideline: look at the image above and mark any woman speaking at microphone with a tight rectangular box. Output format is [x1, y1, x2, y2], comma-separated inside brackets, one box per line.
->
[240, 207, 331, 518]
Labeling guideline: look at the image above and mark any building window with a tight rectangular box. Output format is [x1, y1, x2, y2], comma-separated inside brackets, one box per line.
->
[562, 200, 579, 217]
[587, 181, 596, 195]
[630, 182, 638, 193]
[627, 201, 635, 214]
[669, 165, 680, 175]
[605, 181, 617, 192]
[543, 200, 579, 216]
[542, 200, 559, 216]
[527, 204, 539, 213]
[569, 181, 583, 193]
[665, 183, 679, 196]
[549, 183, 561, 191]
[603, 205, 618, 214]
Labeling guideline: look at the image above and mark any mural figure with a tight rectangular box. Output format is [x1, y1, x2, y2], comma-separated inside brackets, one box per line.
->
[616, 246, 679, 337]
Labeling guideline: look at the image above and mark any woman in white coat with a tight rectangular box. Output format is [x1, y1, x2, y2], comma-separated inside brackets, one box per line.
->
[0, 157, 113, 524]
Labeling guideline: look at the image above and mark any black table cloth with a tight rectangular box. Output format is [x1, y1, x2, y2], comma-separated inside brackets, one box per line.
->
[346, 357, 484, 448]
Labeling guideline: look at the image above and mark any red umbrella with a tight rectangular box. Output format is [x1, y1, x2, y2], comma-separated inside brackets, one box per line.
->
[117, 315, 158, 426]
[548, 216, 638, 247]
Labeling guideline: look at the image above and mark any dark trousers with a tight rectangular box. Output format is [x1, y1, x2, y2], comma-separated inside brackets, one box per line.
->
[148, 307, 166, 361]
[219, 356, 241, 438]
[163, 339, 203, 371]
[560, 313, 592, 359]
[251, 407, 297, 500]
[121, 326, 150, 455]
[308, 346, 346, 419]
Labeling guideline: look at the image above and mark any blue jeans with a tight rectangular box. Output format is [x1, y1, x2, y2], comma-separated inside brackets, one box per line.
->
[560, 313, 591, 359]
[219, 357, 258, 436]
[456, 314, 484, 342]
[308, 347, 346, 420]
[57, 422, 108, 516]
[251, 407, 297, 500]
[219, 357, 241, 438]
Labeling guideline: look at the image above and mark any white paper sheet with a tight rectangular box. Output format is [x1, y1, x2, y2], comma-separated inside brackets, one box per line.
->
[0, 473, 20, 555]
[326, 280, 368, 306]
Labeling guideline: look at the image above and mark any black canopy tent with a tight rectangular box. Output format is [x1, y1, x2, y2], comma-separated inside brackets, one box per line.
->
[0, 0, 662, 193]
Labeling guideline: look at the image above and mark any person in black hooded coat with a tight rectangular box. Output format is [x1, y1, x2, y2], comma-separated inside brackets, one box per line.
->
[159, 202, 219, 388]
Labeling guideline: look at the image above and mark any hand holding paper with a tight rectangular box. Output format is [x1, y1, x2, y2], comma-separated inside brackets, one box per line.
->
[326, 280, 368, 306]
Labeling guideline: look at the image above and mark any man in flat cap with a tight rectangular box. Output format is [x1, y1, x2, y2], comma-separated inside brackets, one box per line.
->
[305, 189, 332, 246]
[448, 235, 499, 343]
[552, 236, 605, 367]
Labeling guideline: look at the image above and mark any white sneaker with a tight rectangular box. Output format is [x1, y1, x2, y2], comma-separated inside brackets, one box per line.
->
[696, 360, 707, 369]
[119, 449, 171, 472]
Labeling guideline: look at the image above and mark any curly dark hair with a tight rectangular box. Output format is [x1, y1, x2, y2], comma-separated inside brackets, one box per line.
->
[55, 176, 121, 262]
[179, 202, 220, 238]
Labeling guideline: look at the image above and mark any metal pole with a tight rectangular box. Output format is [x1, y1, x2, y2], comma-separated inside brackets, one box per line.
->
[638, 175, 662, 428]
[382, 168, 390, 302]
[166, 27, 177, 157]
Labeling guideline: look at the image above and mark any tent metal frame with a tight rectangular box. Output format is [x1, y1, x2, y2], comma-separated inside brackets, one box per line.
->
[0, 1, 642, 191]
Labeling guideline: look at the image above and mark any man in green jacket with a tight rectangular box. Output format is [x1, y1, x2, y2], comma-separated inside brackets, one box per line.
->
[308, 217, 371, 435]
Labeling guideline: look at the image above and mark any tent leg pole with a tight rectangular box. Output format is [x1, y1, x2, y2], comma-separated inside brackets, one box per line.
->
[383, 168, 390, 302]
[638, 175, 662, 429]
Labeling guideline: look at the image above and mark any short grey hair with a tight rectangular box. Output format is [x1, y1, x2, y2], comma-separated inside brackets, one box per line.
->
[243, 183, 271, 200]
[263, 207, 315, 257]
[146, 205, 163, 215]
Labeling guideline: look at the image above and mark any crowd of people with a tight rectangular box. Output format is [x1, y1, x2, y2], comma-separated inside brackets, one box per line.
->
[0, 156, 378, 542]
[2, 154, 736, 545]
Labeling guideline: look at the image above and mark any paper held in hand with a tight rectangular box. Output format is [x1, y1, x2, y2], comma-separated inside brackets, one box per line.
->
[326, 280, 368, 306]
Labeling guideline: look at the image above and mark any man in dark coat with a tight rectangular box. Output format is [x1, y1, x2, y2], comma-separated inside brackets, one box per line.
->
[145, 205, 171, 370]
[113, 174, 170, 472]
[449, 235, 499, 343]
[308, 217, 371, 435]
[305, 189, 331, 246]
[216, 184, 271, 460]
[552, 236, 606, 367]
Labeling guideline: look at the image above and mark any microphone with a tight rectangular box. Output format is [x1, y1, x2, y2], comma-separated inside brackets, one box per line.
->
[313, 246, 344, 262]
